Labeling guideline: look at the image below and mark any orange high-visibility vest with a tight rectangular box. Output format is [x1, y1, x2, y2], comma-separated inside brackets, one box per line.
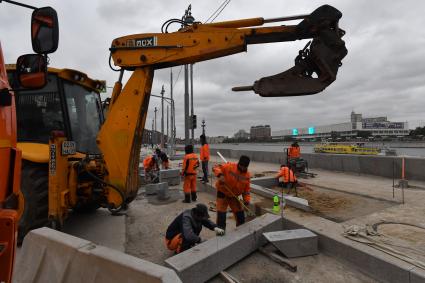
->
[182, 153, 199, 175]
[200, 144, 210, 161]
[213, 162, 251, 203]
[143, 156, 156, 171]
[288, 146, 301, 158]
[276, 166, 297, 183]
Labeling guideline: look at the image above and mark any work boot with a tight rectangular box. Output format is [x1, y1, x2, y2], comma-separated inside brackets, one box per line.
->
[235, 211, 246, 227]
[191, 192, 197, 202]
[182, 194, 191, 203]
[216, 211, 227, 230]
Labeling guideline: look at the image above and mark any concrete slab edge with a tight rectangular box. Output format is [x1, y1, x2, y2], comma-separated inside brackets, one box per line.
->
[281, 215, 425, 283]
[165, 213, 283, 283]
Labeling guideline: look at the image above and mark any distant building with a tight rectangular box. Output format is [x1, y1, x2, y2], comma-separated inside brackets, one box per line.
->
[272, 111, 409, 140]
[234, 129, 250, 139]
[250, 125, 271, 140]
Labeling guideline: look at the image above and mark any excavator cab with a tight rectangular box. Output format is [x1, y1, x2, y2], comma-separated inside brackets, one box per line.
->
[7, 68, 105, 154]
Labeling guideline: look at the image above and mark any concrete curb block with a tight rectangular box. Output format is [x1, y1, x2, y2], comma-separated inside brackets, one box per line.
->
[165, 213, 283, 283]
[250, 181, 312, 212]
[14, 228, 182, 283]
[282, 214, 425, 283]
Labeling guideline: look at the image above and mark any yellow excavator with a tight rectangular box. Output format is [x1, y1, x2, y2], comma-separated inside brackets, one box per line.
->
[12, 4, 347, 241]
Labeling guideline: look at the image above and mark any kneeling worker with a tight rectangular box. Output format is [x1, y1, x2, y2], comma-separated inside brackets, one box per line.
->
[213, 155, 251, 230]
[276, 164, 297, 194]
[165, 203, 225, 254]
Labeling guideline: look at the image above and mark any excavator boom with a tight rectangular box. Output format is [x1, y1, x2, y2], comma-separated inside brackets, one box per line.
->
[100, 5, 347, 207]
[110, 5, 347, 97]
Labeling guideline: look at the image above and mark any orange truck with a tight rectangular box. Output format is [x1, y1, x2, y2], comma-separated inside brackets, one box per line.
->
[0, 2, 58, 282]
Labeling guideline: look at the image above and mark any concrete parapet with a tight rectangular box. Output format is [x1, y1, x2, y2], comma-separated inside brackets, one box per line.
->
[165, 213, 283, 283]
[14, 227, 182, 283]
[205, 148, 425, 181]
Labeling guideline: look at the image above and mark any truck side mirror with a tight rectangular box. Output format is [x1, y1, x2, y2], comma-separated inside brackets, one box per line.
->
[31, 7, 59, 54]
[16, 54, 47, 89]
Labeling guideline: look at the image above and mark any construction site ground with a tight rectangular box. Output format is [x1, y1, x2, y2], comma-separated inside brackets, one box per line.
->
[15, 154, 425, 282]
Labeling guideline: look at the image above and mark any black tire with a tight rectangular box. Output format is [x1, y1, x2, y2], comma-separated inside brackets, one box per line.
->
[18, 160, 49, 244]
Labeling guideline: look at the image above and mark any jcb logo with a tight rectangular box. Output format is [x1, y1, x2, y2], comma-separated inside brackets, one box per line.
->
[135, 36, 157, 47]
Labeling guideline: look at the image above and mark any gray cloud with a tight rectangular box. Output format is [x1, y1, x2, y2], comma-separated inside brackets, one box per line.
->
[1, 0, 424, 139]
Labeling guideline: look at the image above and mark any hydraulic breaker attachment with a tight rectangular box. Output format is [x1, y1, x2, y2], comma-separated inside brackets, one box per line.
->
[233, 5, 348, 97]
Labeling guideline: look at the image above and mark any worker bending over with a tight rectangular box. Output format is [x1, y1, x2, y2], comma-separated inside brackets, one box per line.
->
[276, 164, 297, 195]
[182, 144, 200, 203]
[165, 203, 225, 254]
[213, 155, 251, 230]
[200, 135, 210, 183]
[155, 148, 170, 169]
[143, 155, 159, 182]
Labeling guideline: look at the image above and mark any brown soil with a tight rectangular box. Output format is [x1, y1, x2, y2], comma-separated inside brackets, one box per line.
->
[297, 186, 352, 213]
[271, 185, 394, 223]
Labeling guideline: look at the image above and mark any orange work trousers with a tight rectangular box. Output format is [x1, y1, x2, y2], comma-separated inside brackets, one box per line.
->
[216, 195, 242, 213]
[165, 233, 183, 253]
[183, 175, 197, 194]
[216, 194, 245, 228]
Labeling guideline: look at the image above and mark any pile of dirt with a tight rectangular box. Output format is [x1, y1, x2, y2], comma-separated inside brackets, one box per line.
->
[297, 187, 352, 213]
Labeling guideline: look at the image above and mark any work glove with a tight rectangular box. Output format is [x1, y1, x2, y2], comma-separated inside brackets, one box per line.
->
[214, 227, 225, 236]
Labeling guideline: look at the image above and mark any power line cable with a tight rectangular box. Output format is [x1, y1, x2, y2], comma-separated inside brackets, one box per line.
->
[210, 0, 231, 23]
[204, 0, 228, 23]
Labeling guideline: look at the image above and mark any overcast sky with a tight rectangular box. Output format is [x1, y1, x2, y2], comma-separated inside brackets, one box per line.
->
[1, 0, 424, 138]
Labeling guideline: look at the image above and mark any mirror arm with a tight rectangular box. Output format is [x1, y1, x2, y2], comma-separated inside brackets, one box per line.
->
[0, 0, 37, 10]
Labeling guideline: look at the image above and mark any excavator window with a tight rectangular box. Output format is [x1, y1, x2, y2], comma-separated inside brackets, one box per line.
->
[12, 73, 65, 142]
[63, 81, 102, 154]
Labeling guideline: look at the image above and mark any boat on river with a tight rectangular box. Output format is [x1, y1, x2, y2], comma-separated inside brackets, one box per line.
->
[314, 143, 381, 155]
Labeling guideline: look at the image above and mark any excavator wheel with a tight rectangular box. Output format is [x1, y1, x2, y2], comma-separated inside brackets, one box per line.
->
[18, 160, 49, 244]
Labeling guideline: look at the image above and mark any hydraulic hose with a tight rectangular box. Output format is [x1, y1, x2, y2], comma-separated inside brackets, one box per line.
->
[77, 161, 126, 214]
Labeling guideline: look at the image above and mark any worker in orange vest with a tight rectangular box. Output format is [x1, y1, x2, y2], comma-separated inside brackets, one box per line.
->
[288, 141, 301, 159]
[276, 164, 297, 194]
[182, 144, 200, 203]
[213, 155, 251, 230]
[200, 135, 210, 183]
[155, 148, 170, 169]
[143, 155, 159, 182]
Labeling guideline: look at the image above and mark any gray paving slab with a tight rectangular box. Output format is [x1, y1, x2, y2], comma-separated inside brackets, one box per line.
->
[263, 229, 318, 258]
[165, 213, 283, 283]
[250, 183, 311, 211]
[159, 169, 180, 179]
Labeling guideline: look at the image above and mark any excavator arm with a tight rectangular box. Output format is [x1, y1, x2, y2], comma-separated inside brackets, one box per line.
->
[99, 5, 347, 207]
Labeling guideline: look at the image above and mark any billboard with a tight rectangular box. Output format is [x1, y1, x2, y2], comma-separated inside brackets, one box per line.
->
[292, 128, 298, 136]
[308, 127, 315, 134]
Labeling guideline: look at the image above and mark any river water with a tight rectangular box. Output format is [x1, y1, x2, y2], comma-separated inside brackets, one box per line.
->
[206, 143, 425, 157]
